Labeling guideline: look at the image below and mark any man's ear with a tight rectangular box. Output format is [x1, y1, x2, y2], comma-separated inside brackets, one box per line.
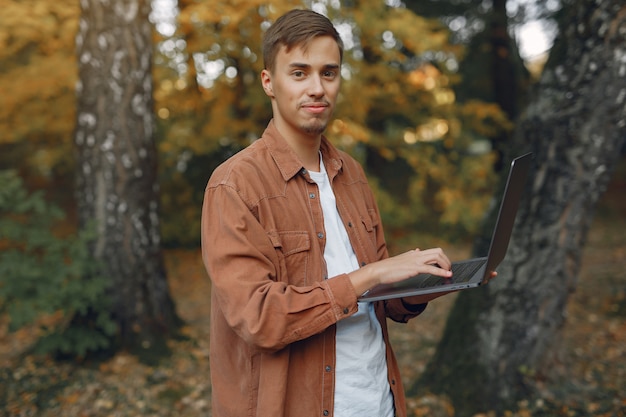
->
[261, 69, 274, 98]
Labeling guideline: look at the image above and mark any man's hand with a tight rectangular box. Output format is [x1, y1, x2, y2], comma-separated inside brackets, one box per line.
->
[348, 248, 452, 297]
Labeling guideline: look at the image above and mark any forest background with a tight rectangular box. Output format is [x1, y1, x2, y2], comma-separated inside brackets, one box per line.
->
[1, 0, 625, 416]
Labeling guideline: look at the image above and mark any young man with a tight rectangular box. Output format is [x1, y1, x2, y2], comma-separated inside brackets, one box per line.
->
[202, 9, 467, 417]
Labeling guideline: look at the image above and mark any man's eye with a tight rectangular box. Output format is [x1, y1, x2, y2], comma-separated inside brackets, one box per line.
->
[323, 71, 337, 79]
[293, 71, 305, 78]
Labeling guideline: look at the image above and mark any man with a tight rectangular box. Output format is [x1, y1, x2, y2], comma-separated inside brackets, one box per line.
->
[202, 9, 468, 417]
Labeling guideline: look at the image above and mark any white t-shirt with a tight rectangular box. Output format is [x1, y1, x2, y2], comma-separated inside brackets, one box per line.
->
[309, 156, 394, 417]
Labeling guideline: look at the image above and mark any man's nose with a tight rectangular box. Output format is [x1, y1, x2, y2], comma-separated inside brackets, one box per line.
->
[307, 75, 324, 96]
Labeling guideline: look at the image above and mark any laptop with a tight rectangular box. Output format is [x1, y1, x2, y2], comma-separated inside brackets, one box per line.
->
[359, 152, 533, 302]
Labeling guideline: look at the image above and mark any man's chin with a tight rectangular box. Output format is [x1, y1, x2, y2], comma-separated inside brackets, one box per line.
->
[301, 121, 327, 136]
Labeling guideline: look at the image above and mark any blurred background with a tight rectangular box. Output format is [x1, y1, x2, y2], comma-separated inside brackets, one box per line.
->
[1, 0, 624, 416]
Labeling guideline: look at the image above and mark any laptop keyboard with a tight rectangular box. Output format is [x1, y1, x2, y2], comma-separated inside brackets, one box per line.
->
[413, 258, 487, 288]
[452, 259, 487, 281]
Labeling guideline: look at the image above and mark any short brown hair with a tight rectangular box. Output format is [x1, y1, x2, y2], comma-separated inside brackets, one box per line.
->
[262, 9, 344, 72]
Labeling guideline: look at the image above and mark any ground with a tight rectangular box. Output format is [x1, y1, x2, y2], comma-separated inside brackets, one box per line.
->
[1, 162, 624, 416]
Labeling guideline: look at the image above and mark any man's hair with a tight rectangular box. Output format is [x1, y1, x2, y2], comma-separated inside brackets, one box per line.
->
[262, 9, 344, 72]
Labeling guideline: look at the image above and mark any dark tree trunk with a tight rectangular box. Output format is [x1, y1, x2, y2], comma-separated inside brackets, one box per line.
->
[491, 0, 519, 121]
[489, 0, 525, 171]
[74, 0, 179, 355]
[414, 0, 626, 415]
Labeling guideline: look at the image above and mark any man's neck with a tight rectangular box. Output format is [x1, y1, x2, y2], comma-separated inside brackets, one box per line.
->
[273, 120, 322, 171]
[295, 140, 321, 171]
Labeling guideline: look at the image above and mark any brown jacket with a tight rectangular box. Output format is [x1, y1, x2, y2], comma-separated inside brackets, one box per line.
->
[202, 120, 427, 417]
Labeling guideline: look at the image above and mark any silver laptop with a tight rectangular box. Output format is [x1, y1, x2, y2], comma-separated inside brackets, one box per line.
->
[359, 152, 532, 302]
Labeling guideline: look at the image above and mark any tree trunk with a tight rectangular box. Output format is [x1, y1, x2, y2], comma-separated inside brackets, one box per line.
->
[490, 0, 520, 121]
[414, 0, 626, 415]
[74, 0, 179, 356]
[489, 0, 525, 171]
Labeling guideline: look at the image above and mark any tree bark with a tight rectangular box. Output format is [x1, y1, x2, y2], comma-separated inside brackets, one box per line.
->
[414, 0, 626, 415]
[74, 0, 179, 355]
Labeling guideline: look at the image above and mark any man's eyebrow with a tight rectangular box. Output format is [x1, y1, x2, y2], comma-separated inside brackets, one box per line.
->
[288, 63, 340, 70]
[289, 62, 311, 69]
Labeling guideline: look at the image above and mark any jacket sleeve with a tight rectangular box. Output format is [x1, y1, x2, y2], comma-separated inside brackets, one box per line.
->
[381, 298, 428, 323]
[201, 183, 358, 352]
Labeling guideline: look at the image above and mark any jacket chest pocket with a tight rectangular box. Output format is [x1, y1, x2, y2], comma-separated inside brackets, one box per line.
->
[267, 230, 311, 286]
[360, 209, 380, 252]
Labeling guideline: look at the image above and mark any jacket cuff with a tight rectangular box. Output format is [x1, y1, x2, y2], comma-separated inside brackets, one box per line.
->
[382, 297, 428, 323]
[325, 274, 359, 320]
[401, 298, 428, 314]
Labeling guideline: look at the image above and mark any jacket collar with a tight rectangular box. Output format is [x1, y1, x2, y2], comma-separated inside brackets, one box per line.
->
[261, 119, 344, 182]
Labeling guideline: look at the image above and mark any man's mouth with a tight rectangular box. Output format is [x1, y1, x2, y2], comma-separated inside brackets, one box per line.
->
[301, 102, 329, 114]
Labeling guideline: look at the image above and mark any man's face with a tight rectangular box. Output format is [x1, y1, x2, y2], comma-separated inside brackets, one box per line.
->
[261, 36, 341, 140]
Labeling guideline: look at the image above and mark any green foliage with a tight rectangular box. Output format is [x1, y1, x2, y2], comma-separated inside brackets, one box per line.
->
[0, 170, 117, 357]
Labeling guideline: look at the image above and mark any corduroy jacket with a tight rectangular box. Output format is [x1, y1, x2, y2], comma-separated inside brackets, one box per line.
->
[201, 120, 427, 417]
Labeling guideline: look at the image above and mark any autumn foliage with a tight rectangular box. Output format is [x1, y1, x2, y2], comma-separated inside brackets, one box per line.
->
[1, 0, 510, 248]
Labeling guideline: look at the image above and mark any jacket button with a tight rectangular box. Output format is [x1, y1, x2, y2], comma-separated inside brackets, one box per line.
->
[325, 365, 332, 372]
[343, 308, 349, 314]
[317, 232, 324, 239]
[309, 193, 316, 199]
[323, 411, 329, 416]
[348, 222, 353, 227]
